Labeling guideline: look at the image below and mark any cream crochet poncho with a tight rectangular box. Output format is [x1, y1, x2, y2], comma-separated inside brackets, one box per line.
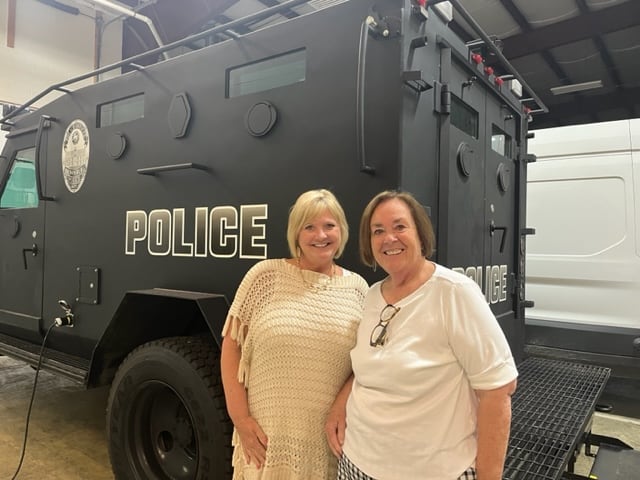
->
[222, 259, 368, 480]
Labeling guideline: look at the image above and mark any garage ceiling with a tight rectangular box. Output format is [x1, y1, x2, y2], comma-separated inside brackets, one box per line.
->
[79, 0, 640, 129]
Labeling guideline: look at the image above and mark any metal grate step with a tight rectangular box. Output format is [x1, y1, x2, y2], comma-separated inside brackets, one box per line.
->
[503, 357, 610, 480]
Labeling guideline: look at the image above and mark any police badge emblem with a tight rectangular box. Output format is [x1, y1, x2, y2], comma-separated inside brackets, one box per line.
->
[61, 119, 90, 193]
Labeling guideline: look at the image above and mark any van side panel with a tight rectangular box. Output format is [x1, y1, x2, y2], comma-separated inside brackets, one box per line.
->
[632, 120, 640, 259]
[526, 119, 640, 369]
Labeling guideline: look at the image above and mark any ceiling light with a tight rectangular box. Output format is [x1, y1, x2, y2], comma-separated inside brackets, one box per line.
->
[550, 80, 603, 96]
[92, 0, 136, 17]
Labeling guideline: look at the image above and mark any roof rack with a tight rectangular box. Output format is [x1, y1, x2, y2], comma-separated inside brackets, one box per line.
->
[0, 0, 310, 128]
[431, 0, 548, 115]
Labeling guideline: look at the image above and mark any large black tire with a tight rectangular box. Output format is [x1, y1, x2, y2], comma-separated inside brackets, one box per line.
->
[106, 336, 232, 480]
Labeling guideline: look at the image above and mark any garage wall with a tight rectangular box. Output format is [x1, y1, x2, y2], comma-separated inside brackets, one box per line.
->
[1, 0, 124, 153]
[1, 0, 123, 109]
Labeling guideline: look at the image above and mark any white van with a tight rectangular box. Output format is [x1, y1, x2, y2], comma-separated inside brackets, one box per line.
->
[526, 119, 640, 376]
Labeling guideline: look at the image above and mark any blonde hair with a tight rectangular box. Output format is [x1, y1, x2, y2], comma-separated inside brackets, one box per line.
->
[287, 189, 349, 259]
[359, 190, 435, 267]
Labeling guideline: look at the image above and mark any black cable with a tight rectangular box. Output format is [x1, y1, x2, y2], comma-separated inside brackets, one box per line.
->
[9, 322, 57, 480]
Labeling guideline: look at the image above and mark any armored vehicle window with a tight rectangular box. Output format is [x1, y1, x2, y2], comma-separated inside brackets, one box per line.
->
[227, 48, 306, 98]
[491, 125, 512, 157]
[451, 95, 478, 139]
[0, 147, 38, 209]
[98, 94, 145, 127]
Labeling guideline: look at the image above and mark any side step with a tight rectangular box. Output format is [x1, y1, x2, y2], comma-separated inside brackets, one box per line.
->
[0, 333, 89, 384]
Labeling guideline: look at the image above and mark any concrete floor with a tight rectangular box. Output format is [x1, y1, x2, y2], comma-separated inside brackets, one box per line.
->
[0, 356, 112, 480]
[1, 355, 639, 479]
[573, 413, 640, 476]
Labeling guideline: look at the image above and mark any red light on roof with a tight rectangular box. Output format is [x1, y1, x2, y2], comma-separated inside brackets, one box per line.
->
[495, 77, 504, 86]
[471, 53, 483, 64]
[484, 66, 494, 76]
[416, 0, 427, 6]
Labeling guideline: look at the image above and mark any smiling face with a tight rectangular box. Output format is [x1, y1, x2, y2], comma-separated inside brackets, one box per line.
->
[369, 198, 425, 276]
[297, 209, 341, 270]
[287, 189, 349, 260]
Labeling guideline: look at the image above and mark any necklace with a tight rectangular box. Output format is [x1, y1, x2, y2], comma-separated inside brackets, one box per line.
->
[296, 258, 336, 291]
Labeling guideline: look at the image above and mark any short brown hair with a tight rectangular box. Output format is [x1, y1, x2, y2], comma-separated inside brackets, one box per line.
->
[287, 189, 349, 259]
[359, 190, 435, 267]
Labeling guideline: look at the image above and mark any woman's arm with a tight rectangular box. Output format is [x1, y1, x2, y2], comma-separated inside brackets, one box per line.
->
[221, 334, 268, 468]
[474, 379, 517, 480]
[325, 374, 354, 457]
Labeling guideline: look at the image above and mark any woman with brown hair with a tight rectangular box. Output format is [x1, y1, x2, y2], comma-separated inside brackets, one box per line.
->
[326, 190, 517, 480]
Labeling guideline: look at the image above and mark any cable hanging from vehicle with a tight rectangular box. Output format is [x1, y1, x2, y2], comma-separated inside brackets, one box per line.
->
[9, 322, 57, 480]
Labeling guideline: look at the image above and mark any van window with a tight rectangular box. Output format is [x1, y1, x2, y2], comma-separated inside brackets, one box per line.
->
[0, 147, 38, 209]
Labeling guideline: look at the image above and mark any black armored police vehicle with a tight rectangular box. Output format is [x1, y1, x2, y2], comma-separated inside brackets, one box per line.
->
[1, 0, 621, 479]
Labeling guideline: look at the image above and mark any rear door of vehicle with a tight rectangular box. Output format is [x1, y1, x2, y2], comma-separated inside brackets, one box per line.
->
[437, 50, 522, 355]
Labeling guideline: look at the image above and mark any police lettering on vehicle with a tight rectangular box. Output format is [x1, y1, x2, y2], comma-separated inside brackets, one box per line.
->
[452, 265, 508, 305]
[125, 205, 268, 259]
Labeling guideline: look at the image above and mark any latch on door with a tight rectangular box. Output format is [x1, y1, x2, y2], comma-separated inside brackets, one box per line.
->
[22, 243, 38, 269]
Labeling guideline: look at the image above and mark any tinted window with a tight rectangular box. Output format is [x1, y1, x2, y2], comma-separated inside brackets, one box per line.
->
[451, 95, 478, 139]
[0, 147, 38, 209]
[227, 49, 306, 98]
[98, 94, 145, 127]
[491, 125, 512, 157]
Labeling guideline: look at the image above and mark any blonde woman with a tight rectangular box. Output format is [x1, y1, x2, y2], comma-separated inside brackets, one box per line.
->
[221, 189, 368, 479]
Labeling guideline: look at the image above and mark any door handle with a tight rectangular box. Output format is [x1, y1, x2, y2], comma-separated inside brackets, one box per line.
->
[35, 114, 55, 201]
[22, 243, 38, 269]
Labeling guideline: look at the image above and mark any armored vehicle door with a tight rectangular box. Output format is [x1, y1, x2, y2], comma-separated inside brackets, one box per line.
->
[438, 53, 520, 345]
[439, 70, 487, 271]
[484, 91, 519, 340]
[0, 131, 46, 341]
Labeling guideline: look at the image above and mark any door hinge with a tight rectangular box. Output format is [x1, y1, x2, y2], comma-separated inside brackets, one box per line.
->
[434, 82, 451, 114]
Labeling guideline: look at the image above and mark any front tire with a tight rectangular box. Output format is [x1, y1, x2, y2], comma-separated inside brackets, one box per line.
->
[106, 336, 232, 480]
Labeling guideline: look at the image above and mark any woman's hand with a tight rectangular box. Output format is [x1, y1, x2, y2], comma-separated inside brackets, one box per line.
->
[325, 375, 354, 457]
[325, 401, 347, 457]
[235, 416, 269, 468]
[221, 335, 268, 468]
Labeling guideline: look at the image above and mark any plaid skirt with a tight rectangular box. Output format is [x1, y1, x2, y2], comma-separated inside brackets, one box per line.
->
[337, 453, 476, 480]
